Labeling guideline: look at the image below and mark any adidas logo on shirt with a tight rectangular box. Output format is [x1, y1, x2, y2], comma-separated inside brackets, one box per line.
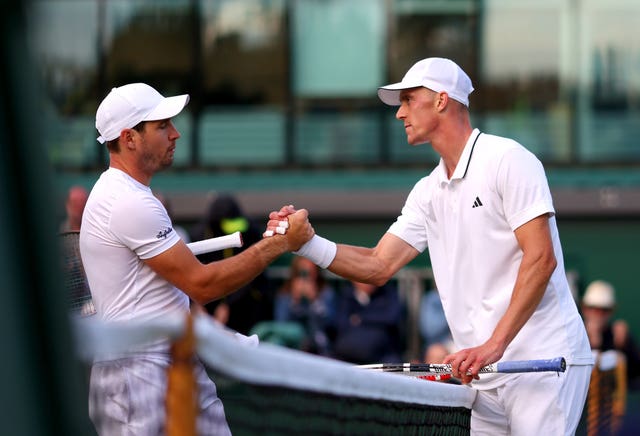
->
[472, 197, 483, 208]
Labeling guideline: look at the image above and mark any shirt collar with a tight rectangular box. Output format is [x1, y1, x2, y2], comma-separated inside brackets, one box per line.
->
[437, 128, 481, 185]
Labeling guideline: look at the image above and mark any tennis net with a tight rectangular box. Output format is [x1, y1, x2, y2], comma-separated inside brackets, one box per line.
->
[73, 314, 476, 435]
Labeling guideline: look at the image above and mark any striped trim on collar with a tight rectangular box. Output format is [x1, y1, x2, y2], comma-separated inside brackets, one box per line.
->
[438, 129, 482, 184]
[461, 130, 482, 179]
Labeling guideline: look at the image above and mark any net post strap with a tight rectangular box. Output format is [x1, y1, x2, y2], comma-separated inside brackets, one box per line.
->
[166, 312, 198, 436]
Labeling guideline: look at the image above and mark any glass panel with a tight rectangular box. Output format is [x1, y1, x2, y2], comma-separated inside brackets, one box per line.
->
[578, 0, 640, 161]
[199, 107, 285, 165]
[292, 0, 386, 98]
[103, 0, 193, 93]
[48, 116, 99, 168]
[26, 0, 100, 167]
[199, 0, 287, 105]
[480, 0, 571, 161]
[295, 111, 381, 164]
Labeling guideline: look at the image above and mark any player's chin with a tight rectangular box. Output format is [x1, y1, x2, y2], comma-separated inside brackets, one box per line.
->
[161, 155, 174, 167]
[406, 135, 426, 146]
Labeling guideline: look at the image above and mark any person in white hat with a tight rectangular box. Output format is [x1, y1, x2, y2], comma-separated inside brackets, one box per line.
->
[80, 83, 314, 435]
[581, 280, 640, 385]
[266, 57, 593, 435]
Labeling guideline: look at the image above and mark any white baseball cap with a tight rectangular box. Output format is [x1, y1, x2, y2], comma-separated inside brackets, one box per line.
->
[582, 280, 616, 309]
[95, 83, 190, 144]
[377, 57, 474, 107]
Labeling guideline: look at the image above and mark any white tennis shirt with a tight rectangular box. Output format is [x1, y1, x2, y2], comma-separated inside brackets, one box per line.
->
[388, 129, 592, 388]
[80, 168, 188, 324]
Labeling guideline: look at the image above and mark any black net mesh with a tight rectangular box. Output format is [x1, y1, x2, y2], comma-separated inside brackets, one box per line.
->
[212, 370, 471, 436]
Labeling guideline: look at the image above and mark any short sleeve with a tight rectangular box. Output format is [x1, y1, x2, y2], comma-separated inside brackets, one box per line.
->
[110, 191, 180, 259]
[387, 179, 429, 252]
[497, 147, 555, 231]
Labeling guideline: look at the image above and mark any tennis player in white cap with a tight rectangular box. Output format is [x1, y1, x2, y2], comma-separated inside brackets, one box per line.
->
[81, 83, 314, 435]
[268, 58, 594, 435]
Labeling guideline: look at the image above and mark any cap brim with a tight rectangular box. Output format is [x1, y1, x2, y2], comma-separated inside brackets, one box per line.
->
[377, 81, 422, 106]
[143, 94, 190, 121]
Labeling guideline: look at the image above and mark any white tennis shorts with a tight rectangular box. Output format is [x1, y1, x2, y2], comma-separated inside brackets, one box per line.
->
[470, 364, 592, 435]
[89, 354, 231, 436]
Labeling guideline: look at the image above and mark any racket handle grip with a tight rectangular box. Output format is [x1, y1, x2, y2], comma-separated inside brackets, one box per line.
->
[187, 232, 243, 255]
[496, 357, 566, 373]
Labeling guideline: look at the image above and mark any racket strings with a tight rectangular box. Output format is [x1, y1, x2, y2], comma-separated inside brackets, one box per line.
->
[60, 231, 95, 316]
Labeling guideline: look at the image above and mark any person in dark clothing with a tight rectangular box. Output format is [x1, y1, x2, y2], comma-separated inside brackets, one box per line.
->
[190, 193, 274, 334]
[272, 256, 337, 356]
[332, 280, 405, 365]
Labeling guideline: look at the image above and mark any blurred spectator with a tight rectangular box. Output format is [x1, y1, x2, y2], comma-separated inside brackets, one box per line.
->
[154, 191, 190, 242]
[581, 280, 640, 388]
[189, 193, 274, 334]
[419, 288, 454, 363]
[60, 185, 88, 232]
[332, 280, 404, 365]
[268, 256, 337, 356]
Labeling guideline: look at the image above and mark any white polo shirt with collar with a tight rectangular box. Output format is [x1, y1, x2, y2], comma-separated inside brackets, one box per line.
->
[388, 128, 592, 388]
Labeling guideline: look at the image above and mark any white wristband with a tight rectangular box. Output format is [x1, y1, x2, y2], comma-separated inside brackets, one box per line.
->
[293, 235, 337, 269]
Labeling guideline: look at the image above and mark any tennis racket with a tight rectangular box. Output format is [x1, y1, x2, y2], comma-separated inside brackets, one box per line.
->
[60, 231, 96, 316]
[61, 231, 244, 316]
[358, 357, 566, 381]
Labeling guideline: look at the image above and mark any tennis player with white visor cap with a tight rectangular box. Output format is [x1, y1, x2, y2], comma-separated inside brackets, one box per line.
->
[81, 83, 314, 435]
[266, 57, 594, 435]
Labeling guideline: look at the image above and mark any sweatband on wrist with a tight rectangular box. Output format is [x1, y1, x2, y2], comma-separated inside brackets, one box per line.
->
[293, 235, 337, 269]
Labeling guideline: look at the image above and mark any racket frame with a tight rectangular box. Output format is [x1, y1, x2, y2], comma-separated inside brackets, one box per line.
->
[358, 357, 566, 378]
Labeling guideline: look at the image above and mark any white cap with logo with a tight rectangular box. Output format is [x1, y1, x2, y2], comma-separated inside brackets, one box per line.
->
[377, 57, 474, 107]
[95, 83, 190, 144]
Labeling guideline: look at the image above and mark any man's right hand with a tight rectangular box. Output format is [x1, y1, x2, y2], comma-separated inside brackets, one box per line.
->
[263, 204, 297, 237]
[271, 204, 297, 220]
[265, 208, 314, 252]
[288, 209, 315, 251]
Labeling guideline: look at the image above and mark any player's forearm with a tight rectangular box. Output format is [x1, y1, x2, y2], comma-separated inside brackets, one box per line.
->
[489, 249, 557, 351]
[327, 244, 394, 287]
[192, 236, 289, 304]
[294, 232, 414, 286]
[190, 208, 312, 304]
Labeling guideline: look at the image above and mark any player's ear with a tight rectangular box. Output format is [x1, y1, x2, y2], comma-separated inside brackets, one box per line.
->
[436, 92, 449, 112]
[120, 128, 136, 150]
